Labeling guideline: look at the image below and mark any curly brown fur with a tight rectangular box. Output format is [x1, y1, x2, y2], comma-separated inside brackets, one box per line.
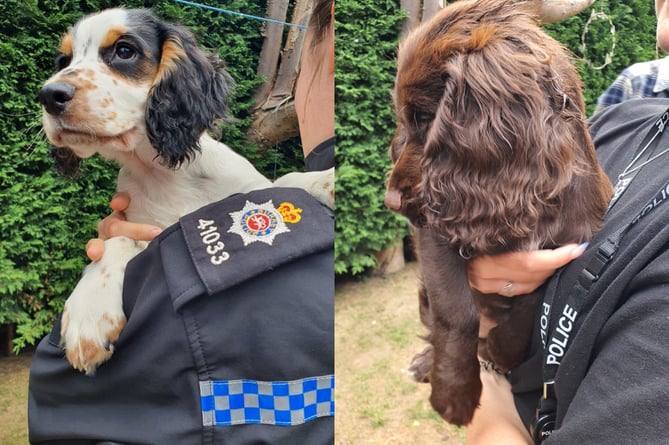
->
[385, 0, 612, 426]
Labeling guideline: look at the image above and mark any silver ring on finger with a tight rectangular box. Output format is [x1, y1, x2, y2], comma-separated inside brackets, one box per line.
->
[499, 280, 515, 297]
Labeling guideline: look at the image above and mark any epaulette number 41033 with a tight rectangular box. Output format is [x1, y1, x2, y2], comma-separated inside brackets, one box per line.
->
[197, 219, 230, 265]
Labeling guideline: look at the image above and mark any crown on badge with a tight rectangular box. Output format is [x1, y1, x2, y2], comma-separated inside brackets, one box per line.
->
[277, 202, 302, 224]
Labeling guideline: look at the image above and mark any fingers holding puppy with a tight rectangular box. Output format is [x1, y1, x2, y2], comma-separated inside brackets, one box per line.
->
[86, 192, 162, 262]
[467, 243, 588, 297]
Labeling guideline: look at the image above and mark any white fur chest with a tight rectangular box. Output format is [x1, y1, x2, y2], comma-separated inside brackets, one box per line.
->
[118, 136, 271, 228]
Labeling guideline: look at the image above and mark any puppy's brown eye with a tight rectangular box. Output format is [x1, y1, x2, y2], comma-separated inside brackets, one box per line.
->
[55, 54, 71, 71]
[115, 43, 135, 60]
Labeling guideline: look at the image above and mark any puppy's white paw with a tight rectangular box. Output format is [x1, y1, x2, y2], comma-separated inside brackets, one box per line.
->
[273, 167, 335, 209]
[60, 236, 145, 375]
[61, 301, 125, 376]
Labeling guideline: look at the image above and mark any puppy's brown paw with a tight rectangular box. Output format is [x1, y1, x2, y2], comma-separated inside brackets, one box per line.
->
[429, 372, 482, 426]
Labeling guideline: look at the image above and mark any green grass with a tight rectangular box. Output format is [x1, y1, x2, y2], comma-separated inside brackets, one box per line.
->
[0, 352, 32, 445]
[335, 263, 466, 444]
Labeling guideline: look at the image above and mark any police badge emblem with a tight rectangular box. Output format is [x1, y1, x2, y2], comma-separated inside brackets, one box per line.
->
[228, 200, 291, 246]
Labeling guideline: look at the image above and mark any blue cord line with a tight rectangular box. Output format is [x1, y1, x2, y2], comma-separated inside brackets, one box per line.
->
[171, 0, 308, 29]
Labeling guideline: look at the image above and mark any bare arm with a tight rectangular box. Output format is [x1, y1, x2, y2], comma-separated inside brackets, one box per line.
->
[466, 369, 533, 445]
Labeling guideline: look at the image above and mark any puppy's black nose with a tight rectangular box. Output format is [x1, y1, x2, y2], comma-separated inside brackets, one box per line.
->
[39, 82, 76, 115]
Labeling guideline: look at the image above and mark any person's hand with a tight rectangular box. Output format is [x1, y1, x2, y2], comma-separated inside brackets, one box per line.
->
[86, 192, 162, 262]
[467, 243, 588, 297]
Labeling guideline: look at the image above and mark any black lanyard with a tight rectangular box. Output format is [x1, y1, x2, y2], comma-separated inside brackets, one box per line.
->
[531, 107, 669, 444]
[542, 179, 669, 376]
[608, 108, 669, 210]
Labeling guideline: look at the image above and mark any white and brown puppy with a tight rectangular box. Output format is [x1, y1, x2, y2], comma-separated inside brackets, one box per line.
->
[39, 8, 334, 375]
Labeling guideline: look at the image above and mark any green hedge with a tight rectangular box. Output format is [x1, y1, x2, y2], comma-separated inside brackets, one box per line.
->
[335, 0, 408, 275]
[0, 0, 303, 351]
[334, 0, 658, 276]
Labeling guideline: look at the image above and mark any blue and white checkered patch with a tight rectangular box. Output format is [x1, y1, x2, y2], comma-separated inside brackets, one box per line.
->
[200, 375, 335, 426]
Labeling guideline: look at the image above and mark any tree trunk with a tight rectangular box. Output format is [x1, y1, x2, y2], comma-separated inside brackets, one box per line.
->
[538, 0, 596, 23]
[422, 0, 444, 23]
[247, 100, 299, 147]
[400, 0, 421, 37]
[248, 0, 312, 147]
[253, 0, 291, 109]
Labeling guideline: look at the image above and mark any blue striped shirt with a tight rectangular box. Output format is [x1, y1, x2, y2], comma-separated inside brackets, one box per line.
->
[594, 56, 669, 114]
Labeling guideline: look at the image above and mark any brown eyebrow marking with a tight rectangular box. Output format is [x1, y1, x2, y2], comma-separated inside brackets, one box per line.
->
[101, 25, 129, 49]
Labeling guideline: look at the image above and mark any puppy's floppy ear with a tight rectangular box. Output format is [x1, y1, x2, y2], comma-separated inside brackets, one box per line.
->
[146, 22, 234, 168]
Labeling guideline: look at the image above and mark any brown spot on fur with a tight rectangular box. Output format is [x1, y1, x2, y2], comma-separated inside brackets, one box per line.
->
[56, 71, 97, 92]
[469, 24, 495, 51]
[81, 68, 94, 77]
[64, 315, 125, 375]
[59, 33, 73, 56]
[77, 72, 98, 90]
[102, 314, 124, 341]
[101, 26, 128, 49]
[322, 182, 335, 200]
[66, 338, 113, 375]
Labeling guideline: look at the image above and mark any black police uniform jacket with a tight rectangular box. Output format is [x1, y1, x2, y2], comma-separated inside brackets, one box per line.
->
[510, 98, 669, 444]
[29, 188, 334, 445]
